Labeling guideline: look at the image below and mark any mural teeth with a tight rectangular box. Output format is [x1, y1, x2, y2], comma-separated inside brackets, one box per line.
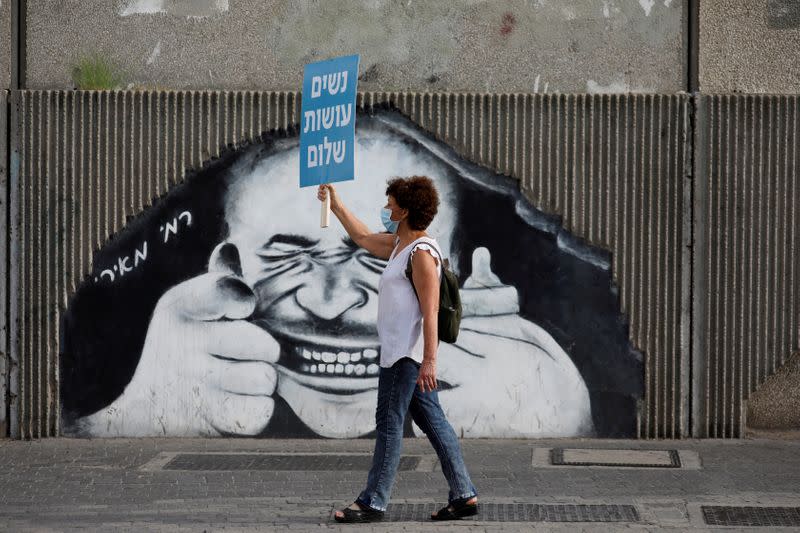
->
[302, 349, 312, 360]
[337, 351, 349, 364]
[345, 364, 354, 375]
[350, 351, 362, 362]
[335, 364, 344, 373]
[322, 352, 337, 363]
[363, 349, 378, 360]
[301, 364, 310, 372]
[312, 351, 322, 361]
[310, 364, 317, 373]
[367, 364, 379, 375]
[326, 364, 335, 373]
[354, 364, 366, 376]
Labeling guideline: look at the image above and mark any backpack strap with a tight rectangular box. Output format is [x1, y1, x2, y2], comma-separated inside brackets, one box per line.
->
[405, 240, 445, 298]
[405, 254, 419, 300]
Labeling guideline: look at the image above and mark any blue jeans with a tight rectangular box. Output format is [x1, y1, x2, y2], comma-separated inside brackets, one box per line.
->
[357, 357, 477, 512]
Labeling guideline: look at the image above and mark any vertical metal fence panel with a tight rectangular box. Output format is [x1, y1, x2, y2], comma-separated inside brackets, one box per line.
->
[696, 95, 800, 437]
[12, 90, 695, 438]
[13, 90, 306, 437]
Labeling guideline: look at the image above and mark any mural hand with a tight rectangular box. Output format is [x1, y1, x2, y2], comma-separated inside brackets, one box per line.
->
[419, 247, 593, 438]
[460, 247, 520, 317]
[432, 315, 593, 438]
[83, 243, 280, 436]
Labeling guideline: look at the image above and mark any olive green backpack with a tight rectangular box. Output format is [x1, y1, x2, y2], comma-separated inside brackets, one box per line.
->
[405, 246, 462, 343]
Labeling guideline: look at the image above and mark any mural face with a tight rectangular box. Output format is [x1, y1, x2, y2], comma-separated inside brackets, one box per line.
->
[61, 111, 642, 438]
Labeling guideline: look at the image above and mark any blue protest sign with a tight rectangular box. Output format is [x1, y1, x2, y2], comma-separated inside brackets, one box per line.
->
[299, 54, 360, 188]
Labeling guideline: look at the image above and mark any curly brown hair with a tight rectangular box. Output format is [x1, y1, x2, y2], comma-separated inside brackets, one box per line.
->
[385, 176, 440, 231]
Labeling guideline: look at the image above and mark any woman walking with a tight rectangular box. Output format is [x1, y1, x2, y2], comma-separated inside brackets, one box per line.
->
[318, 176, 478, 523]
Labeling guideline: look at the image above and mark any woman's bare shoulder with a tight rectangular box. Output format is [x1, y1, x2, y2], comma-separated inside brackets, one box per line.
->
[410, 242, 440, 268]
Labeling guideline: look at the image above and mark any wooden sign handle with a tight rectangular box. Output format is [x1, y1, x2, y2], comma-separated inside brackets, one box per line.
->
[321, 192, 331, 228]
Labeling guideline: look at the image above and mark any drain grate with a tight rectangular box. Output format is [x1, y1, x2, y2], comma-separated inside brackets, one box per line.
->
[551, 448, 681, 468]
[384, 503, 639, 523]
[163, 453, 420, 471]
[702, 506, 800, 527]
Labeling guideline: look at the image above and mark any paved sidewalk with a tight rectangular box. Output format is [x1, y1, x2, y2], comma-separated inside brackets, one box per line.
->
[1, 436, 799, 532]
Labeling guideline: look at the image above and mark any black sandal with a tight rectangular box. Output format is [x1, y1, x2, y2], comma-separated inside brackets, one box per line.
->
[333, 501, 385, 523]
[431, 496, 479, 521]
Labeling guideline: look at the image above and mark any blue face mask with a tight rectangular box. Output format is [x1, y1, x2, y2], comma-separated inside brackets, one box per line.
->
[381, 207, 400, 234]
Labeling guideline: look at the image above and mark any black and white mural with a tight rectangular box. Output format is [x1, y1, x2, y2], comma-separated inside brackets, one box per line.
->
[61, 109, 643, 438]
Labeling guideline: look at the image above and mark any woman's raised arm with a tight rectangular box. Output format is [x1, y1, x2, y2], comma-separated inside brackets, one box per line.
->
[318, 184, 395, 260]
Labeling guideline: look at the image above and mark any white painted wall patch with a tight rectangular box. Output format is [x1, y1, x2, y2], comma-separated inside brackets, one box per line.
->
[638, 0, 656, 16]
[146, 41, 162, 65]
[587, 77, 653, 94]
[120, 0, 229, 17]
[602, 0, 621, 18]
[120, 0, 164, 16]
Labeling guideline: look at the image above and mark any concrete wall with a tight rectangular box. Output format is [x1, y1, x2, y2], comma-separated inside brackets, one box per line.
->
[699, 0, 800, 93]
[0, 0, 10, 89]
[748, 352, 800, 429]
[24, 0, 685, 92]
[0, 90, 7, 438]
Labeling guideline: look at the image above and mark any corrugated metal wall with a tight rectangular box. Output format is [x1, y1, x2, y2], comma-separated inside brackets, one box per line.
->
[5, 90, 800, 440]
[10, 90, 691, 439]
[694, 95, 800, 437]
[13, 91, 303, 438]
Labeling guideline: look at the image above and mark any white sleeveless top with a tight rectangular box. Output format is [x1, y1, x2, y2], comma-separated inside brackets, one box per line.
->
[377, 237, 443, 368]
